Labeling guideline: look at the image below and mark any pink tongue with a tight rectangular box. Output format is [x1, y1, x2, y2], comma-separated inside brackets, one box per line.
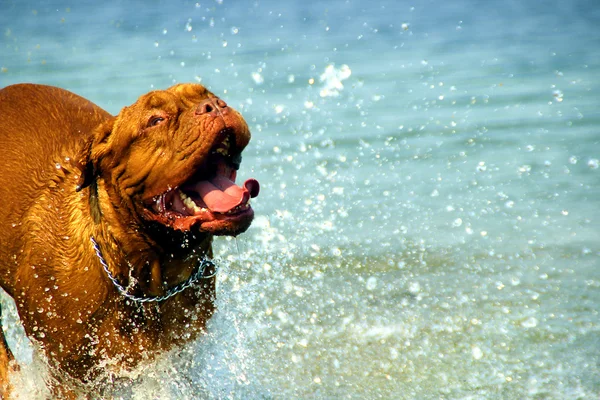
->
[192, 177, 260, 213]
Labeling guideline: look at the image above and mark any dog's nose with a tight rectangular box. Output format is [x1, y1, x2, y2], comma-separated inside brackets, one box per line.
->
[195, 98, 228, 117]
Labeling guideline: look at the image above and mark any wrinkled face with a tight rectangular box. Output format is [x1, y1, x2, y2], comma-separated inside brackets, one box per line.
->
[90, 83, 259, 236]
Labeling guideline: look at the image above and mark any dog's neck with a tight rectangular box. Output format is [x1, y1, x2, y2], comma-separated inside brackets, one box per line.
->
[87, 178, 213, 297]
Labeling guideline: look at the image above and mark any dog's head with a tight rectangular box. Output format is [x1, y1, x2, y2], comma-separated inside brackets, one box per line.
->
[78, 83, 259, 237]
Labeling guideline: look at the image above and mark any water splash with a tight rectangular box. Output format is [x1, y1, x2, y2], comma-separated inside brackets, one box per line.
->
[319, 64, 351, 98]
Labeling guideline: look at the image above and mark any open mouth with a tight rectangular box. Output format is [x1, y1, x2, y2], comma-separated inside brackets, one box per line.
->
[144, 131, 260, 233]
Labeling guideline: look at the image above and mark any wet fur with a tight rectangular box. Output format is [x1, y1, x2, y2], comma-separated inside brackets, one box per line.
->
[0, 83, 252, 397]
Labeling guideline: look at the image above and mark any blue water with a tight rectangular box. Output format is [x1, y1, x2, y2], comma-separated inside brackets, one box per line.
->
[1, 0, 599, 398]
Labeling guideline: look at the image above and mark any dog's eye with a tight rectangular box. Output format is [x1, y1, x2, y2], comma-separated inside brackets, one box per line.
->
[148, 116, 165, 127]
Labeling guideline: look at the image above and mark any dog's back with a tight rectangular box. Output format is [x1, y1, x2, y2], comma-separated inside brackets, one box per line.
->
[0, 84, 110, 290]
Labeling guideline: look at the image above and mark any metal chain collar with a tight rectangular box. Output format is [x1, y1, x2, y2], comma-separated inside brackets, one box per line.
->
[90, 236, 217, 303]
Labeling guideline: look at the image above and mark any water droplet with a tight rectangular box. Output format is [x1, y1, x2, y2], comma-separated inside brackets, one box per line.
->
[366, 277, 377, 291]
[251, 71, 264, 85]
[521, 317, 538, 328]
[408, 282, 420, 294]
[472, 345, 483, 360]
[552, 89, 563, 102]
[518, 165, 532, 174]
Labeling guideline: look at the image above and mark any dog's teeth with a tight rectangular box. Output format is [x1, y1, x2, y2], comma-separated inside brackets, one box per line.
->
[179, 191, 201, 213]
[214, 136, 231, 156]
[224, 202, 250, 215]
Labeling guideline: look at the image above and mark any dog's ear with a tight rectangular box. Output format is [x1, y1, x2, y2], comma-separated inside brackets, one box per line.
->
[76, 117, 115, 192]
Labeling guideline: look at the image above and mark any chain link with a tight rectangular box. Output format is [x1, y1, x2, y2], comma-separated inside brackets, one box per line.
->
[90, 236, 217, 304]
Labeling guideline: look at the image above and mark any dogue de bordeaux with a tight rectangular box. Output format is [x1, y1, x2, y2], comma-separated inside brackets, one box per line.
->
[0, 83, 259, 397]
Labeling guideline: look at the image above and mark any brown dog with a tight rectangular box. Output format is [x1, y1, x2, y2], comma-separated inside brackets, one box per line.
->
[0, 83, 259, 397]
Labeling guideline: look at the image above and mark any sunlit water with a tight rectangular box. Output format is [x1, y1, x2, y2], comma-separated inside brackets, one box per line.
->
[1, 0, 599, 398]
